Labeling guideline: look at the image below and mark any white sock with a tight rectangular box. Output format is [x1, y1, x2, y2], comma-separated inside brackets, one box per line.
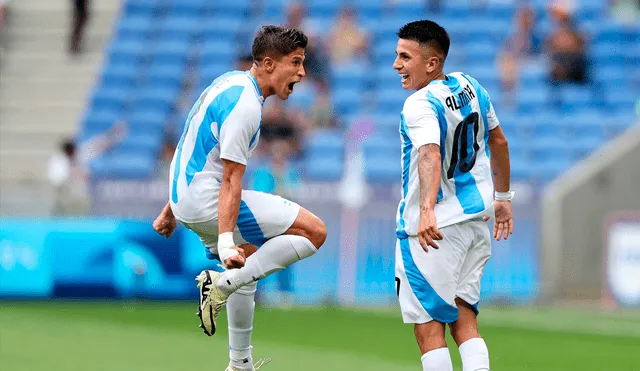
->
[421, 347, 453, 371]
[218, 235, 317, 296]
[459, 338, 490, 371]
[227, 281, 257, 370]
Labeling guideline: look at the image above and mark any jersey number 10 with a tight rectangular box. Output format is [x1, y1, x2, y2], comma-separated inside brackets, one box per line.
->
[447, 112, 480, 179]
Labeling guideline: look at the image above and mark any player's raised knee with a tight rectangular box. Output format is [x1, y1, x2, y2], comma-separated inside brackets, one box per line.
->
[310, 216, 327, 249]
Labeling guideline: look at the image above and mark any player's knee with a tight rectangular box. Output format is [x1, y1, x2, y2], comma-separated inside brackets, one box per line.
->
[414, 322, 447, 353]
[309, 217, 327, 249]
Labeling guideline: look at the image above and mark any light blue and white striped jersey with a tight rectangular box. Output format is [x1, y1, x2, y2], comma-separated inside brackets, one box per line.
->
[169, 71, 264, 223]
[396, 72, 500, 237]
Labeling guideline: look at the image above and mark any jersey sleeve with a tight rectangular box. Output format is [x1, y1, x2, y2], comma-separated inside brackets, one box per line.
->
[484, 92, 500, 130]
[218, 89, 261, 166]
[402, 95, 441, 149]
[463, 73, 500, 131]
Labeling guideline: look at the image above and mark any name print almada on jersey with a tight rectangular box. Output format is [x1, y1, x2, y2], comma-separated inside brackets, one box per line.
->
[445, 84, 476, 111]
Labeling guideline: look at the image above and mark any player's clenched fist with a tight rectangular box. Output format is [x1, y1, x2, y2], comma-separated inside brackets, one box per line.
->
[418, 208, 443, 252]
[153, 207, 177, 238]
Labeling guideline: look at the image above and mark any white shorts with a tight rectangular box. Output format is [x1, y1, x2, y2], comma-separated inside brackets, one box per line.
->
[179, 190, 301, 260]
[395, 218, 491, 324]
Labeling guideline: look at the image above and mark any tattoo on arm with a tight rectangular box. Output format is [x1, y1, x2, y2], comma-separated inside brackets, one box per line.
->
[418, 144, 442, 212]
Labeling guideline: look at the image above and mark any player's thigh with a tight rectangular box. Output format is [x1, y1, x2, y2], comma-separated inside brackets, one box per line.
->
[450, 297, 481, 346]
[236, 190, 301, 246]
[395, 233, 467, 325]
[455, 220, 492, 310]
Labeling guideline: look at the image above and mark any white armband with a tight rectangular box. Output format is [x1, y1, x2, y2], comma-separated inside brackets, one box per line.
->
[495, 191, 515, 201]
[217, 232, 239, 261]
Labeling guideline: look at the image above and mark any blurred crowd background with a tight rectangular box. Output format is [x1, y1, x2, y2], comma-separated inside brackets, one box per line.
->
[0, 0, 639, 309]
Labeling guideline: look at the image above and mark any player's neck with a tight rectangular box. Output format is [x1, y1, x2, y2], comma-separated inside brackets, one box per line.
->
[417, 70, 446, 90]
[249, 67, 272, 99]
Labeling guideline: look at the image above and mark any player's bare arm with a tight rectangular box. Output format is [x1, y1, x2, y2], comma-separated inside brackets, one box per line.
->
[153, 201, 177, 238]
[488, 126, 514, 241]
[218, 158, 248, 269]
[417, 143, 444, 252]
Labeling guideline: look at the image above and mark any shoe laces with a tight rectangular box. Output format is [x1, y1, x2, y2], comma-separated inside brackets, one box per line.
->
[254, 357, 271, 370]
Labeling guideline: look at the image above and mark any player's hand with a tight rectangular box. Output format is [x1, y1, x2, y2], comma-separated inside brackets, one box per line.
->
[223, 247, 246, 269]
[418, 208, 443, 252]
[493, 200, 514, 241]
[153, 213, 177, 238]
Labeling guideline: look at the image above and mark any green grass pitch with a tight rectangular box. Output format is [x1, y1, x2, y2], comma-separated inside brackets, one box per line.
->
[1, 301, 639, 370]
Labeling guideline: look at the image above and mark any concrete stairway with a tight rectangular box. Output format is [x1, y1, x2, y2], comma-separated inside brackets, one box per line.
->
[0, 0, 120, 215]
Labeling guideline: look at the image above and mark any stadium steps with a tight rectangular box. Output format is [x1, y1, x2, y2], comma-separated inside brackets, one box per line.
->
[0, 0, 120, 183]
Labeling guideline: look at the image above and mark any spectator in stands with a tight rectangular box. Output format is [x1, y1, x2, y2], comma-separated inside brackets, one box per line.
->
[610, 0, 640, 24]
[308, 80, 337, 130]
[236, 54, 254, 71]
[48, 121, 127, 215]
[154, 138, 176, 182]
[546, 8, 587, 83]
[327, 7, 370, 65]
[284, 2, 329, 85]
[248, 139, 300, 306]
[69, 0, 90, 55]
[497, 5, 541, 97]
[0, 0, 7, 47]
[260, 99, 303, 157]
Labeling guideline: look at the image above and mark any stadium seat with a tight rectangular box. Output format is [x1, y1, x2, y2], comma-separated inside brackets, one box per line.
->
[115, 16, 153, 41]
[107, 39, 146, 65]
[128, 108, 169, 132]
[122, 0, 159, 18]
[90, 153, 156, 180]
[100, 63, 139, 89]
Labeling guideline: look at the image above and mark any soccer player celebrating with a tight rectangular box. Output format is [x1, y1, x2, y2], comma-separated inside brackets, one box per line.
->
[152, 26, 327, 371]
[392, 20, 513, 371]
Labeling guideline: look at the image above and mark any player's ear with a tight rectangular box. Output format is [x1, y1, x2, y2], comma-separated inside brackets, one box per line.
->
[262, 57, 276, 73]
[426, 55, 439, 74]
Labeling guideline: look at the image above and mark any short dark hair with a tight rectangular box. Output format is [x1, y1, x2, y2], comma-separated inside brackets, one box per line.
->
[252, 25, 308, 61]
[61, 139, 76, 157]
[397, 20, 450, 59]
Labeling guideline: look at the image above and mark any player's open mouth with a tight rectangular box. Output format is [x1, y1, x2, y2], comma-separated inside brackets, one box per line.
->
[288, 82, 296, 93]
[401, 74, 409, 83]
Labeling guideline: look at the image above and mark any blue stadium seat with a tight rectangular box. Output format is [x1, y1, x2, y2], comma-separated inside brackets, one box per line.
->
[362, 136, 399, 159]
[202, 19, 242, 41]
[116, 16, 153, 40]
[167, 0, 207, 17]
[334, 89, 362, 116]
[146, 63, 186, 90]
[304, 155, 344, 181]
[307, 0, 340, 18]
[331, 62, 368, 91]
[134, 87, 179, 112]
[100, 63, 138, 89]
[128, 108, 169, 132]
[81, 109, 122, 136]
[462, 40, 498, 64]
[159, 15, 202, 41]
[200, 39, 237, 65]
[150, 40, 191, 66]
[364, 156, 399, 183]
[517, 87, 549, 114]
[375, 87, 408, 114]
[199, 63, 230, 86]
[108, 39, 146, 65]
[212, 1, 250, 17]
[115, 132, 163, 155]
[90, 87, 130, 113]
[123, 0, 159, 17]
[90, 153, 156, 180]
[557, 84, 594, 112]
[304, 130, 345, 181]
